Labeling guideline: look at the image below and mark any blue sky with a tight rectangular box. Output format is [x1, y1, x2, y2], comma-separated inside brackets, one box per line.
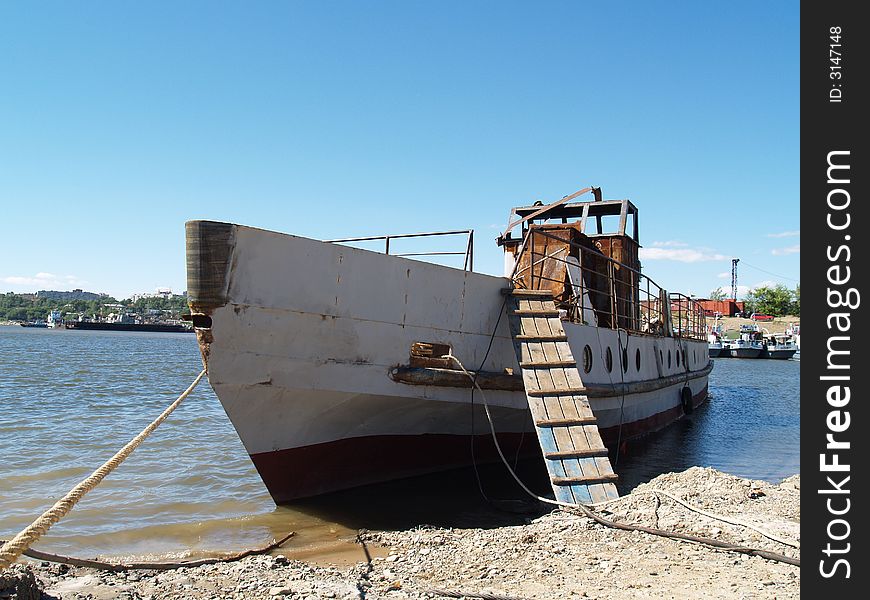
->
[1, 2, 798, 300]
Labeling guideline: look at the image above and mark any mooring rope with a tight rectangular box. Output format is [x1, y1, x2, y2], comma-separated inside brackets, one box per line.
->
[0, 369, 207, 570]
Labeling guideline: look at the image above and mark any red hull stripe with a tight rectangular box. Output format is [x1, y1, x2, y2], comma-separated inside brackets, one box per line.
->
[250, 386, 707, 503]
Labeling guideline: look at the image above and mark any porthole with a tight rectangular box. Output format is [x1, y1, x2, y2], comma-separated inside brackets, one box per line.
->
[583, 345, 593, 373]
[636, 348, 641, 371]
[660, 349, 663, 365]
[621, 348, 629, 373]
[605, 347, 613, 372]
[668, 350, 672, 368]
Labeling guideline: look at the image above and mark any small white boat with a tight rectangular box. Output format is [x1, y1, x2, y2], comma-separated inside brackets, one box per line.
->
[760, 333, 798, 360]
[784, 323, 800, 360]
[46, 310, 64, 329]
[725, 325, 764, 358]
[707, 322, 726, 358]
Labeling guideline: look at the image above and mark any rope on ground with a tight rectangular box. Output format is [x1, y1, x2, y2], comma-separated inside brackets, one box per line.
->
[589, 488, 800, 549]
[0, 532, 295, 572]
[443, 353, 800, 568]
[425, 588, 532, 600]
[0, 369, 207, 570]
[563, 504, 800, 567]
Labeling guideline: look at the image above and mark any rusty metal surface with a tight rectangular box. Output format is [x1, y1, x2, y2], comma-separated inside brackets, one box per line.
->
[185, 221, 236, 314]
[506, 194, 707, 340]
[185, 220, 238, 372]
[501, 186, 595, 239]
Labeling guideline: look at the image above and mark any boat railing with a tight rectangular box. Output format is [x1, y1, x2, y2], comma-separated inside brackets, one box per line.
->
[511, 227, 707, 341]
[668, 292, 708, 342]
[326, 230, 474, 271]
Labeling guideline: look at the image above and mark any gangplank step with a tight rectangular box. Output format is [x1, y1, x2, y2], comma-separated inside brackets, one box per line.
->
[545, 448, 611, 460]
[534, 416, 598, 427]
[514, 334, 568, 342]
[552, 474, 619, 486]
[519, 360, 576, 368]
[526, 387, 588, 397]
[501, 288, 555, 297]
[510, 309, 561, 317]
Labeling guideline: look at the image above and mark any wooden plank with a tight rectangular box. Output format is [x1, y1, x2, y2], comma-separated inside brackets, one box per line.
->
[524, 343, 547, 372]
[526, 395, 548, 422]
[558, 394, 581, 420]
[501, 288, 555, 297]
[515, 334, 568, 342]
[534, 416, 598, 427]
[545, 448, 610, 459]
[518, 315, 538, 338]
[526, 387, 588, 397]
[511, 309, 561, 317]
[561, 459, 593, 503]
[521, 368, 539, 392]
[552, 474, 619, 485]
[519, 360, 576, 368]
[580, 422, 607, 449]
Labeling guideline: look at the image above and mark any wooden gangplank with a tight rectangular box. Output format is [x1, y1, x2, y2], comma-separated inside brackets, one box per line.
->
[504, 288, 619, 504]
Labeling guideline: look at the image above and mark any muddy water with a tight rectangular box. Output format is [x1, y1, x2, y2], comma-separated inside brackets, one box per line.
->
[0, 326, 798, 563]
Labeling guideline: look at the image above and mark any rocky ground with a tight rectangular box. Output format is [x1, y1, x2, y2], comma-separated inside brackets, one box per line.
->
[3, 468, 800, 600]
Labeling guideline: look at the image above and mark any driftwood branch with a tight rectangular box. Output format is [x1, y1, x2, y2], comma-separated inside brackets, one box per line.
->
[2, 532, 295, 572]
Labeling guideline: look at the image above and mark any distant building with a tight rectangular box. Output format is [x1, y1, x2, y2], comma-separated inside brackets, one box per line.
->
[130, 288, 187, 302]
[36, 289, 108, 301]
[696, 299, 745, 317]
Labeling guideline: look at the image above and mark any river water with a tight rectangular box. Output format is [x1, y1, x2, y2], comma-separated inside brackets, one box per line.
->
[0, 326, 799, 563]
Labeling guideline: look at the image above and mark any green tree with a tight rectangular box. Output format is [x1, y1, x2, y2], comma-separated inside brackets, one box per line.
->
[709, 287, 727, 300]
[744, 284, 794, 316]
[792, 284, 800, 315]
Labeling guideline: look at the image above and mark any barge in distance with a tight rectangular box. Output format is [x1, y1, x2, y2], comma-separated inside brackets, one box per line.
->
[64, 321, 193, 333]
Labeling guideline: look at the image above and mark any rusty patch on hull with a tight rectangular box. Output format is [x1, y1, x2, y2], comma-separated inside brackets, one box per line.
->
[194, 327, 214, 372]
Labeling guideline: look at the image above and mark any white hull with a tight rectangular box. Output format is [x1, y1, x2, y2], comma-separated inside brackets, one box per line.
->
[188, 222, 710, 501]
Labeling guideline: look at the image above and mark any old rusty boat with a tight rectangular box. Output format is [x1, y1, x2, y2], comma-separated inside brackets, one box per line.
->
[185, 186, 712, 503]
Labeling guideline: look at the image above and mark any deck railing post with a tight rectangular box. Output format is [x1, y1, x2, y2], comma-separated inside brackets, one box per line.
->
[609, 261, 617, 329]
[530, 232, 536, 289]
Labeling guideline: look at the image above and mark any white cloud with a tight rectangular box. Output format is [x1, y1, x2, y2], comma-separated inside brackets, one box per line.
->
[640, 247, 729, 263]
[1, 272, 88, 290]
[771, 244, 800, 256]
[716, 272, 731, 279]
[651, 240, 689, 248]
[767, 230, 800, 238]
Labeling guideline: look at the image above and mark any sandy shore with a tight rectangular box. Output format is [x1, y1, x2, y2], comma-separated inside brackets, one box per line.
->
[4, 467, 799, 599]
